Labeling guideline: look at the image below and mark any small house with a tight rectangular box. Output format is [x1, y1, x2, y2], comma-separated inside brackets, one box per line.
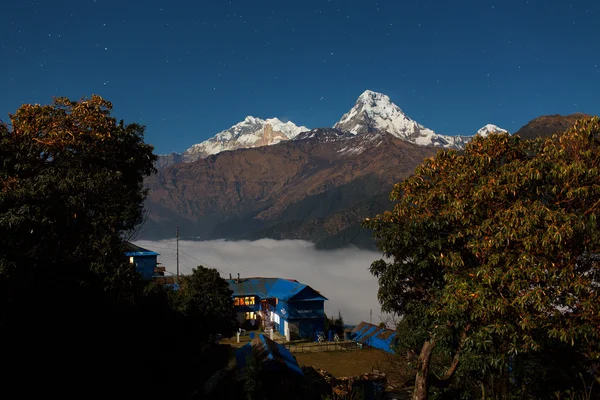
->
[123, 242, 160, 280]
[227, 276, 327, 341]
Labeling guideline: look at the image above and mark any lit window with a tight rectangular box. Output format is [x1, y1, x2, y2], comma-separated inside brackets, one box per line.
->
[129, 257, 135, 264]
[245, 312, 256, 320]
[234, 296, 255, 306]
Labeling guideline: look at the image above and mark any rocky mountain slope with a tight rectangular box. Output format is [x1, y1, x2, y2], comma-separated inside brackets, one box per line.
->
[142, 129, 438, 248]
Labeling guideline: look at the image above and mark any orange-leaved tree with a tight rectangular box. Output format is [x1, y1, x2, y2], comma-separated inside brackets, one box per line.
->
[0, 95, 157, 300]
[364, 117, 600, 399]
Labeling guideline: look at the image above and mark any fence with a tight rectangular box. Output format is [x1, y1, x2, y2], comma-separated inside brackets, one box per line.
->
[283, 340, 360, 353]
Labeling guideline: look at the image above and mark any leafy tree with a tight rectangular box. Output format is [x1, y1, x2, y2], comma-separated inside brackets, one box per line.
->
[0, 96, 159, 397]
[0, 95, 156, 300]
[364, 118, 600, 399]
[174, 265, 238, 339]
[334, 309, 344, 326]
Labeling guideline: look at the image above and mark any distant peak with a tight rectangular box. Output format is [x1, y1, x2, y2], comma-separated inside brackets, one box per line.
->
[357, 90, 391, 104]
[480, 123, 504, 130]
[476, 124, 508, 137]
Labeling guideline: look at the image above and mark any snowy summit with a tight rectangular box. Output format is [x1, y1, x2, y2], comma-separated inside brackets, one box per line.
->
[181, 116, 309, 162]
[476, 124, 508, 137]
[333, 90, 469, 149]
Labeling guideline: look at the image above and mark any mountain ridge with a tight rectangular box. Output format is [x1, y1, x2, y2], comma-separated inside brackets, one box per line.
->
[142, 130, 439, 248]
[142, 110, 594, 249]
[155, 90, 504, 168]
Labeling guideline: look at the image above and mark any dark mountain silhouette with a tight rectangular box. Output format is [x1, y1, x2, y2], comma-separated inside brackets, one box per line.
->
[515, 113, 592, 140]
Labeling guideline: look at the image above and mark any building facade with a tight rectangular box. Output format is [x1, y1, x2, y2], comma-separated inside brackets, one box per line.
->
[123, 242, 159, 280]
[227, 276, 327, 341]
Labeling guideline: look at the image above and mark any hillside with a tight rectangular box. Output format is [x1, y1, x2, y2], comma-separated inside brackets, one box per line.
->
[141, 130, 438, 248]
[514, 113, 592, 140]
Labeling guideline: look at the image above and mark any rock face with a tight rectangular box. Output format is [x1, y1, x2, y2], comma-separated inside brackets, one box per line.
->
[154, 152, 183, 169]
[514, 113, 592, 140]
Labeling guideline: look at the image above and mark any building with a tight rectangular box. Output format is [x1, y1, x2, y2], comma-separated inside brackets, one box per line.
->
[227, 276, 327, 341]
[123, 242, 160, 280]
[351, 322, 396, 353]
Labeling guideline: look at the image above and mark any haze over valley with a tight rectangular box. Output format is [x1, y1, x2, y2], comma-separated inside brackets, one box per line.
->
[136, 239, 383, 325]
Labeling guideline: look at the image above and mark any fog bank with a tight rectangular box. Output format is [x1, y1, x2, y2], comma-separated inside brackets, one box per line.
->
[135, 238, 386, 325]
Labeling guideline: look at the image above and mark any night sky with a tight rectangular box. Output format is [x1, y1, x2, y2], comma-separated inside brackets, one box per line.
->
[2, 0, 599, 154]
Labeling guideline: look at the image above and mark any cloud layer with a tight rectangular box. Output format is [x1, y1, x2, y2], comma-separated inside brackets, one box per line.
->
[135, 239, 385, 325]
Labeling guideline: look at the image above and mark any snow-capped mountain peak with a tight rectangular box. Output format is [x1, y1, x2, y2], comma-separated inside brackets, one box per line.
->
[476, 124, 508, 137]
[181, 116, 308, 162]
[356, 89, 394, 106]
[334, 90, 468, 149]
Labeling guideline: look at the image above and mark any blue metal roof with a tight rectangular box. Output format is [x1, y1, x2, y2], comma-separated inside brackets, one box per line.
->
[123, 242, 159, 257]
[125, 251, 160, 257]
[227, 277, 327, 302]
[351, 322, 396, 354]
[235, 334, 303, 376]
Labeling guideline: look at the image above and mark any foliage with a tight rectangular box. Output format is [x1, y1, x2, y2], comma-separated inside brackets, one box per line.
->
[365, 117, 600, 398]
[243, 350, 265, 400]
[325, 310, 345, 336]
[0, 95, 157, 299]
[174, 265, 238, 339]
[0, 97, 233, 399]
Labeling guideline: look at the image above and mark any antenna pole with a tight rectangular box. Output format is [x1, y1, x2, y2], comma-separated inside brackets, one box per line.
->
[176, 226, 180, 281]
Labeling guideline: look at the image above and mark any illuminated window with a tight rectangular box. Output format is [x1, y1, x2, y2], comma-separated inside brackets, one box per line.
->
[234, 296, 255, 306]
[245, 312, 256, 320]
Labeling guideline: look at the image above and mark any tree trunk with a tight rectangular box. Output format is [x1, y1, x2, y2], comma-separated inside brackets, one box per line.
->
[429, 349, 461, 388]
[413, 339, 436, 400]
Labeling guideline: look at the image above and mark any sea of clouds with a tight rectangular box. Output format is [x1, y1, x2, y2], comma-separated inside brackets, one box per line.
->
[135, 238, 386, 326]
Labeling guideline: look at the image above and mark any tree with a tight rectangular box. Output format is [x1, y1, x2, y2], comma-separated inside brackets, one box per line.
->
[0, 95, 157, 300]
[174, 266, 238, 339]
[364, 117, 600, 399]
[0, 96, 159, 397]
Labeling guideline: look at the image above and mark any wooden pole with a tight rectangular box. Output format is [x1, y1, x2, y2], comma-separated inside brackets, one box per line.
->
[176, 226, 180, 281]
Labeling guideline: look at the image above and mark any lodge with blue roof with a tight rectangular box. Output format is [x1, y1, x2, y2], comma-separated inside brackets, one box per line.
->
[227, 275, 327, 341]
[123, 241, 161, 280]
